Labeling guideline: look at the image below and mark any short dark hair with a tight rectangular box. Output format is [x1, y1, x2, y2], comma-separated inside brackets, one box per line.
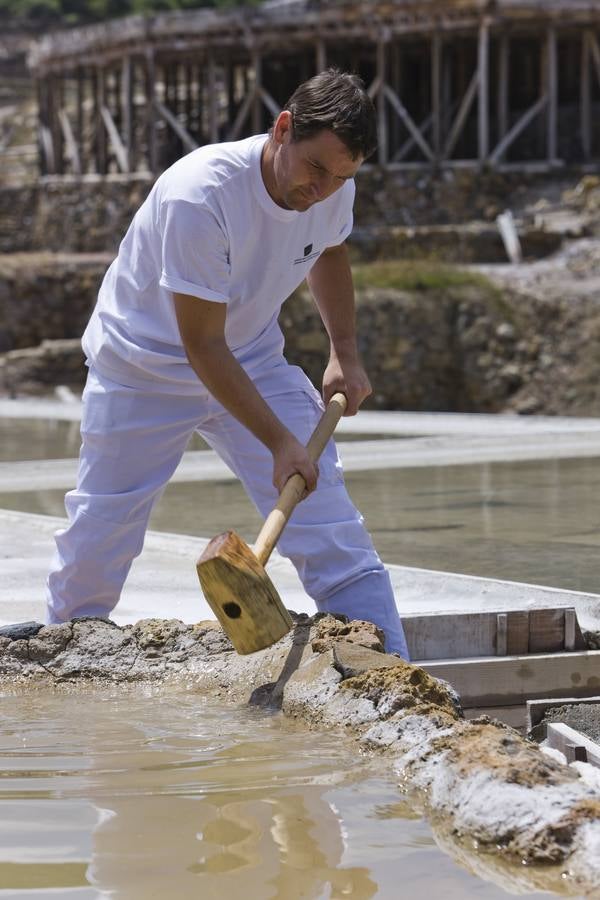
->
[282, 68, 377, 160]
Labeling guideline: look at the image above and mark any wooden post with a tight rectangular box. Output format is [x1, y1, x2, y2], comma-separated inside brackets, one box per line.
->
[389, 40, 401, 153]
[478, 19, 489, 164]
[581, 31, 591, 160]
[121, 56, 133, 172]
[95, 65, 108, 174]
[497, 33, 509, 143]
[376, 36, 388, 166]
[316, 38, 326, 73]
[145, 50, 158, 174]
[49, 75, 63, 175]
[546, 26, 558, 164]
[431, 30, 442, 163]
[208, 52, 219, 143]
[252, 50, 262, 135]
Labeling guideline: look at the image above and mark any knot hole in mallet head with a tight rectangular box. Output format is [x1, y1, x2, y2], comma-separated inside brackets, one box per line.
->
[222, 601, 242, 619]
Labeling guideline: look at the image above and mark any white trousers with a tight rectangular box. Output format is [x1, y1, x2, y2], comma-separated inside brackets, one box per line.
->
[46, 363, 409, 657]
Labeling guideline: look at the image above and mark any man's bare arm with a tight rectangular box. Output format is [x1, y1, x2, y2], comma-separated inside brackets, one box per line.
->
[306, 243, 371, 415]
[173, 292, 318, 494]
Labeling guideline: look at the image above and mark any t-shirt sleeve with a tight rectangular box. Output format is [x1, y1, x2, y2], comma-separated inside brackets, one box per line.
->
[159, 197, 230, 303]
[330, 179, 355, 247]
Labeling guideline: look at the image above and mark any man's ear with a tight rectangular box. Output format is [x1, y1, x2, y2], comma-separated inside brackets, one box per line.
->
[273, 110, 293, 146]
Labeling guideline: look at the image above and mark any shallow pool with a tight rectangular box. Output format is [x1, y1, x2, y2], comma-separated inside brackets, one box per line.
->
[1, 455, 599, 595]
[0, 684, 557, 899]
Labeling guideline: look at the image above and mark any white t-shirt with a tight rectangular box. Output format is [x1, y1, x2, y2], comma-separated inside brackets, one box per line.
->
[82, 134, 355, 393]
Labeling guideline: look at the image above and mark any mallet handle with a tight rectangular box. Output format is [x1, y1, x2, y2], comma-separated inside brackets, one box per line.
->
[253, 392, 347, 567]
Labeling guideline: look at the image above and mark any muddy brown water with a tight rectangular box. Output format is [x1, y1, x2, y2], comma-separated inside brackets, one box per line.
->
[0, 684, 561, 900]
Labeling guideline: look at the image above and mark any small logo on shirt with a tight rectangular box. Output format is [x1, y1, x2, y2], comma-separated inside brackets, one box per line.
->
[294, 242, 321, 265]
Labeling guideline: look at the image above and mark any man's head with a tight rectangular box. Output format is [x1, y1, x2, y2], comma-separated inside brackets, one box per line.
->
[262, 69, 377, 212]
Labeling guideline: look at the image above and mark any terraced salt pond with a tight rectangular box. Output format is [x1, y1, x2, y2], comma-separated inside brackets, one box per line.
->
[1, 452, 599, 594]
[0, 685, 560, 899]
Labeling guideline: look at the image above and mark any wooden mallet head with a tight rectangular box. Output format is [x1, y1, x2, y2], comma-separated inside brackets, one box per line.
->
[196, 392, 347, 655]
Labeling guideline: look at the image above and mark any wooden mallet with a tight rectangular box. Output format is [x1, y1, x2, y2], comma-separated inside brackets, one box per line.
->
[196, 392, 347, 654]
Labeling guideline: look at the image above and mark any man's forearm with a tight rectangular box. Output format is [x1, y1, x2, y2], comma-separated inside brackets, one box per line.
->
[186, 339, 291, 453]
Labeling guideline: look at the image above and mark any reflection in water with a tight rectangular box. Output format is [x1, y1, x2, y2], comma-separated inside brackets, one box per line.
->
[0, 685, 559, 900]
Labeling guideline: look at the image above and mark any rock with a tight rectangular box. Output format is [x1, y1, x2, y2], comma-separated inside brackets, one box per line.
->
[310, 614, 385, 654]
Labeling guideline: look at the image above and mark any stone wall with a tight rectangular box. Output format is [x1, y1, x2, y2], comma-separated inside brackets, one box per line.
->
[1, 169, 577, 255]
[1, 254, 582, 415]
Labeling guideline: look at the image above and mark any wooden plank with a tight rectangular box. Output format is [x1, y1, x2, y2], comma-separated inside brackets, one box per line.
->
[581, 31, 592, 160]
[377, 39, 388, 166]
[405, 608, 583, 662]
[497, 33, 509, 142]
[527, 696, 600, 731]
[316, 37, 326, 72]
[208, 53, 219, 144]
[431, 31, 442, 161]
[145, 50, 157, 174]
[529, 608, 565, 654]
[589, 31, 600, 87]
[546, 26, 558, 163]
[227, 87, 255, 142]
[252, 51, 262, 136]
[478, 19, 489, 163]
[489, 94, 548, 165]
[58, 109, 82, 174]
[383, 84, 434, 162]
[95, 67, 108, 175]
[153, 98, 199, 153]
[496, 613, 508, 655]
[443, 68, 478, 159]
[547, 722, 600, 768]
[100, 104, 129, 172]
[121, 56, 133, 165]
[506, 610, 530, 655]
[258, 86, 279, 119]
[421, 650, 600, 709]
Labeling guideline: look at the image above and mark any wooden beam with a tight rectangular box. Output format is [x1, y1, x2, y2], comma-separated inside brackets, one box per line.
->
[581, 31, 592, 160]
[547, 28, 558, 162]
[489, 94, 548, 165]
[421, 650, 600, 709]
[546, 722, 600, 768]
[377, 38, 388, 166]
[443, 68, 478, 159]
[153, 97, 198, 154]
[39, 124, 55, 175]
[208, 53, 219, 144]
[431, 31, 442, 161]
[252, 51, 262, 135]
[316, 37, 326, 72]
[588, 31, 600, 87]
[497, 33, 510, 142]
[258, 86, 279, 119]
[100, 104, 129, 172]
[145, 50, 158, 174]
[95, 67, 108, 174]
[58, 108, 82, 174]
[394, 110, 434, 162]
[383, 84, 434, 162]
[478, 19, 490, 163]
[406, 608, 584, 662]
[121, 56, 133, 166]
[227, 86, 255, 141]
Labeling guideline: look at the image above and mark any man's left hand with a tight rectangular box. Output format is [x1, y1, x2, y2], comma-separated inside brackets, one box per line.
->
[322, 355, 372, 416]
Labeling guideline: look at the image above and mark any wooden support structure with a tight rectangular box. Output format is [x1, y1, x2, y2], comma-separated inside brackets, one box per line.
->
[27, 1, 600, 177]
[477, 19, 489, 163]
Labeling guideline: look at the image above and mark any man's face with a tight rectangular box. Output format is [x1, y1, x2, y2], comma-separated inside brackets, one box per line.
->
[272, 113, 363, 211]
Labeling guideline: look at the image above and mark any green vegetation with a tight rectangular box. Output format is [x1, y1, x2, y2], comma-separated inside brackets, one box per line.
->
[350, 260, 498, 293]
[2, 0, 262, 27]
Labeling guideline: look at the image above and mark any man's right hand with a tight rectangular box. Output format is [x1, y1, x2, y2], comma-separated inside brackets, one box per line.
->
[271, 433, 319, 497]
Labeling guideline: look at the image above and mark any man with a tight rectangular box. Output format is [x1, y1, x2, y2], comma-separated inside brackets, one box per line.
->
[45, 69, 409, 659]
